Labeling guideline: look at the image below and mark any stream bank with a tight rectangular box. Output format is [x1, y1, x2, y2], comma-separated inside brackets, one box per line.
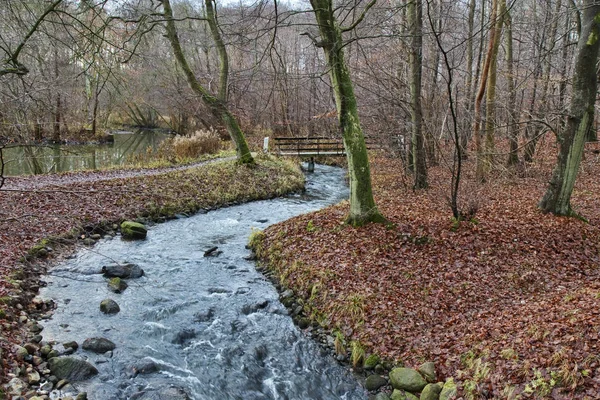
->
[0, 156, 305, 397]
[3, 163, 371, 399]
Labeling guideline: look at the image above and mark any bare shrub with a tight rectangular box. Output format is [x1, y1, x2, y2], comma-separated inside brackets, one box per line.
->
[172, 129, 222, 160]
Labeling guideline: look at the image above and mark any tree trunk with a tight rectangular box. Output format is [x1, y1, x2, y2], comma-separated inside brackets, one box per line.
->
[539, 1, 600, 216]
[162, 0, 254, 164]
[505, 9, 519, 166]
[483, 0, 504, 175]
[309, 0, 385, 226]
[409, 0, 427, 189]
[461, 0, 476, 160]
[473, 0, 499, 182]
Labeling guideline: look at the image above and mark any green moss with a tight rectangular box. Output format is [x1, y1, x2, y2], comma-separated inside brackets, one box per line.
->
[364, 353, 381, 369]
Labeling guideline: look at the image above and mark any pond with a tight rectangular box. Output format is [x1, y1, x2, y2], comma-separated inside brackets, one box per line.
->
[2, 130, 170, 176]
[39, 164, 367, 400]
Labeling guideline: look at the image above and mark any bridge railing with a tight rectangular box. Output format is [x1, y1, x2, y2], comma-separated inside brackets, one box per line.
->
[273, 136, 346, 156]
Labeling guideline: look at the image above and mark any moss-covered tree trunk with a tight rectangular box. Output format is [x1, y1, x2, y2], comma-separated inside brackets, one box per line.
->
[483, 0, 504, 175]
[162, 0, 253, 164]
[408, 0, 427, 189]
[309, 0, 384, 226]
[539, 1, 600, 215]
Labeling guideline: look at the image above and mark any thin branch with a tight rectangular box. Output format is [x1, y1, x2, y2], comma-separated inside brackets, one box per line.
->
[340, 0, 377, 33]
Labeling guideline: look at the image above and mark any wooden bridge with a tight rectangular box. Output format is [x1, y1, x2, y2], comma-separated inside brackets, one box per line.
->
[268, 136, 346, 171]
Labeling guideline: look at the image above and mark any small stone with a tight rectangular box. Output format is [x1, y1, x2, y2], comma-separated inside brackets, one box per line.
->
[56, 379, 69, 389]
[389, 368, 427, 393]
[82, 238, 96, 246]
[100, 299, 120, 314]
[82, 338, 116, 353]
[63, 341, 79, 351]
[375, 394, 391, 400]
[47, 349, 60, 359]
[90, 234, 102, 240]
[365, 374, 387, 391]
[420, 382, 444, 400]
[297, 318, 310, 329]
[24, 343, 39, 354]
[15, 345, 29, 360]
[203, 246, 222, 257]
[76, 392, 88, 400]
[120, 221, 147, 240]
[7, 377, 26, 395]
[439, 378, 457, 400]
[27, 370, 41, 384]
[30, 323, 44, 333]
[417, 362, 436, 383]
[40, 381, 53, 391]
[32, 334, 43, 343]
[107, 277, 128, 293]
[40, 344, 52, 357]
[391, 389, 419, 400]
[32, 356, 43, 365]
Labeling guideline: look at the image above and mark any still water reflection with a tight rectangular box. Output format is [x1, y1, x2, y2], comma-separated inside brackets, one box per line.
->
[2, 130, 170, 176]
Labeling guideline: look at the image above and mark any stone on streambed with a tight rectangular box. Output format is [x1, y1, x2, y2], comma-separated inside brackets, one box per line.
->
[130, 387, 190, 400]
[102, 263, 144, 279]
[48, 356, 99, 381]
[389, 367, 427, 393]
[120, 221, 147, 240]
[108, 277, 128, 293]
[100, 299, 120, 314]
[131, 358, 159, 375]
[82, 337, 116, 353]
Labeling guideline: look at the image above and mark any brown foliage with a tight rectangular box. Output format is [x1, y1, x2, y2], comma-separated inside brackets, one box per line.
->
[260, 141, 600, 398]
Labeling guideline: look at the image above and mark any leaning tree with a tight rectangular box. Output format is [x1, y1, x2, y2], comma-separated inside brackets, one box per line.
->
[539, 0, 600, 216]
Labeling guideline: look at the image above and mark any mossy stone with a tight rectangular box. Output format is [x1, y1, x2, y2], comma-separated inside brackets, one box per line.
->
[439, 378, 457, 400]
[365, 374, 387, 391]
[420, 382, 443, 400]
[120, 221, 147, 240]
[389, 368, 427, 393]
[364, 353, 381, 370]
[108, 277, 127, 293]
[100, 299, 120, 314]
[391, 389, 419, 400]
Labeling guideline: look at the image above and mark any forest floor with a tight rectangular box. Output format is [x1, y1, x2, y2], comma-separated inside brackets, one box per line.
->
[0, 154, 305, 384]
[256, 139, 600, 400]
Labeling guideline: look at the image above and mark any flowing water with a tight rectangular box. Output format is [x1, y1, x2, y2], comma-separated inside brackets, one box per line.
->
[39, 165, 367, 400]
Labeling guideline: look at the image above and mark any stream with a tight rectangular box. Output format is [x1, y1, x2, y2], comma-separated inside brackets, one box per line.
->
[38, 164, 367, 400]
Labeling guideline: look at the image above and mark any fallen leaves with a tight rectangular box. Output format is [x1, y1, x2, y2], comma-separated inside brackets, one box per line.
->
[260, 142, 600, 398]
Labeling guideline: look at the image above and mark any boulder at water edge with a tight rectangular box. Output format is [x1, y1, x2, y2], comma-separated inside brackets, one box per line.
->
[100, 299, 120, 314]
[120, 221, 147, 240]
[82, 337, 116, 353]
[390, 389, 419, 400]
[389, 367, 427, 393]
[48, 356, 98, 381]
